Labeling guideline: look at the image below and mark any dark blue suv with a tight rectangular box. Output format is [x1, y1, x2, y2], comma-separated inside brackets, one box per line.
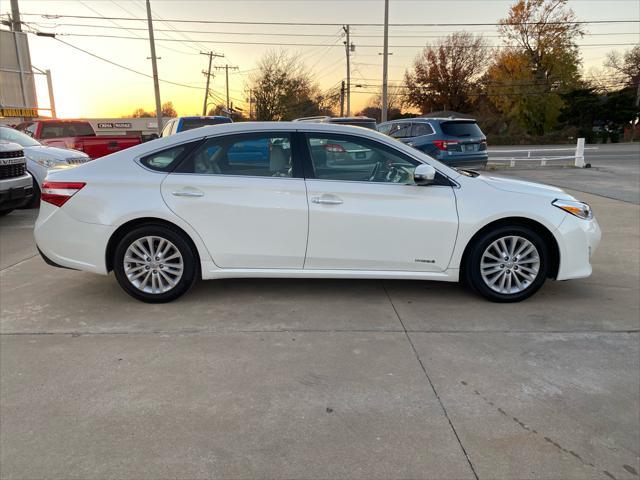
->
[378, 117, 488, 169]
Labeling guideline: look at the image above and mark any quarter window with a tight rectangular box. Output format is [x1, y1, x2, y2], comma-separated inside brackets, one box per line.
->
[140, 143, 193, 171]
[176, 133, 293, 177]
[307, 134, 418, 184]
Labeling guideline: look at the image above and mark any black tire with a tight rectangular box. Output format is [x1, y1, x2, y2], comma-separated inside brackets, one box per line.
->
[113, 224, 198, 303]
[464, 225, 548, 303]
[0, 209, 14, 216]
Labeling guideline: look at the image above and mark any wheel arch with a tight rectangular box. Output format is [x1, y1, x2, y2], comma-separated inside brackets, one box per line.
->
[105, 217, 202, 273]
[459, 217, 560, 280]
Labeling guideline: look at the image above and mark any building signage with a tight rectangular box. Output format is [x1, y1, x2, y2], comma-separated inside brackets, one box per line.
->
[0, 107, 38, 118]
[97, 122, 132, 129]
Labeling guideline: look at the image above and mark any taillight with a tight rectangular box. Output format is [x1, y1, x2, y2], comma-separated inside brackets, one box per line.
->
[433, 140, 459, 151]
[324, 143, 346, 153]
[41, 181, 86, 207]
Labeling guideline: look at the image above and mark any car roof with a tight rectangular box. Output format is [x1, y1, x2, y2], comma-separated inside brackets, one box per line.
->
[380, 117, 477, 125]
[179, 116, 230, 120]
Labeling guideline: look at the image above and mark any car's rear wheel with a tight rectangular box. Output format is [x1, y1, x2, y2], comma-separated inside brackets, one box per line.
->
[113, 224, 197, 303]
[464, 225, 548, 302]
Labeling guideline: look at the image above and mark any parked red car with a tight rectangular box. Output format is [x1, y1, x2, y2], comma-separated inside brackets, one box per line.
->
[15, 120, 141, 159]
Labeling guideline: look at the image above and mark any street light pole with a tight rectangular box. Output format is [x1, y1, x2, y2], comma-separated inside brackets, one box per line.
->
[381, 0, 389, 123]
[145, 0, 163, 136]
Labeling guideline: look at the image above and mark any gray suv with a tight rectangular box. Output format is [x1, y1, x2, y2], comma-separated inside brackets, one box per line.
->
[0, 141, 33, 215]
[378, 117, 488, 169]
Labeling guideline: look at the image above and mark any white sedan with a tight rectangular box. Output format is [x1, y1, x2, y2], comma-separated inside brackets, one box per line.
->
[0, 126, 90, 206]
[35, 122, 601, 303]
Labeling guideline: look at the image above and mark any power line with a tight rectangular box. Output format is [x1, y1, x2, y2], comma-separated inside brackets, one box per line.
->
[36, 32, 640, 48]
[51, 37, 205, 90]
[21, 21, 640, 38]
[18, 12, 640, 26]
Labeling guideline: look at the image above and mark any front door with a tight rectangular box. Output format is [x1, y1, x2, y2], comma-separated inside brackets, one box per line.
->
[161, 132, 308, 269]
[303, 133, 458, 272]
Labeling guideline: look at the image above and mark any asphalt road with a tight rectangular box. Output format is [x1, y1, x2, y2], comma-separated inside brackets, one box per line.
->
[1, 162, 639, 479]
[489, 143, 640, 204]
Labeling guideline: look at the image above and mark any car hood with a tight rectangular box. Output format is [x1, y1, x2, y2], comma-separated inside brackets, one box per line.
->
[23, 145, 88, 161]
[479, 173, 576, 201]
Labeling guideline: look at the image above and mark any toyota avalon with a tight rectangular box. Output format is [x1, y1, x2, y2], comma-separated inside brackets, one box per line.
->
[34, 122, 601, 303]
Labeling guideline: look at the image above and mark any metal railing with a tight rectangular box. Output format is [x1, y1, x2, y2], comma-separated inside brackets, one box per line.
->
[487, 138, 596, 168]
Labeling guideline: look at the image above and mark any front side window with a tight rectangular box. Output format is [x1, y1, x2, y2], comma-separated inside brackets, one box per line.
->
[307, 134, 418, 184]
[177, 133, 293, 177]
[377, 123, 392, 135]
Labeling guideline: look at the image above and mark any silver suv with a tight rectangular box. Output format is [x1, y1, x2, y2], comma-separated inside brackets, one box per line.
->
[0, 141, 33, 216]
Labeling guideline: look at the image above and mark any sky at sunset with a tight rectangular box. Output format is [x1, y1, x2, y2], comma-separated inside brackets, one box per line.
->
[3, 0, 639, 119]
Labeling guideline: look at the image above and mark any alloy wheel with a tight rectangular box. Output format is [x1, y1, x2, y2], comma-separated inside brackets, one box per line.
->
[123, 236, 184, 294]
[480, 235, 540, 295]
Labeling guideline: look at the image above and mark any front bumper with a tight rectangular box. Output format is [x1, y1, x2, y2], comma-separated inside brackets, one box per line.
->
[555, 214, 602, 281]
[0, 173, 33, 209]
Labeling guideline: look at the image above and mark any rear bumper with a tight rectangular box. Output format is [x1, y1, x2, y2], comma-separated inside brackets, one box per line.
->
[436, 153, 488, 169]
[0, 173, 33, 209]
[35, 201, 114, 274]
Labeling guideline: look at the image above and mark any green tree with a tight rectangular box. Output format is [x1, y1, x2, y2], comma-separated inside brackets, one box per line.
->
[490, 0, 584, 135]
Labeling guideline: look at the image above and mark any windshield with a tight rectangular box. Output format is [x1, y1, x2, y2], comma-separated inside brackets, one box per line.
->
[0, 126, 41, 147]
[181, 117, 232, 131]
[331, 119, 377, 130]
[440, 121, 484, 137]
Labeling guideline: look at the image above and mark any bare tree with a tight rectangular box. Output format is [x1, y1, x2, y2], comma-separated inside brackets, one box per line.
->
[605, 45, 640, 88]
[404, 32, 492, 113]
[247, 50, 326, 121]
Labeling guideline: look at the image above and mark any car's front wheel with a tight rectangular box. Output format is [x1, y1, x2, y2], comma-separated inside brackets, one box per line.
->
[113, 224, 198, 303]
[464, 225, 548, 302]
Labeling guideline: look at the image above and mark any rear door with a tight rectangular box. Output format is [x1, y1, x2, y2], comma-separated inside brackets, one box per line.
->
[161, 131, 309, 269]
[302, 132, 458, 272]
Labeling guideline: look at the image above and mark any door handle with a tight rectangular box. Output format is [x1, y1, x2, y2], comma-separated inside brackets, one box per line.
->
[311, 196, 343, 205]
[172, 190, 204, 198]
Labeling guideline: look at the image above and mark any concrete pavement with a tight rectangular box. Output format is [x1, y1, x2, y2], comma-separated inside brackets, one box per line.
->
[489, 143, 640, 204]
[1, 180, 639, 478]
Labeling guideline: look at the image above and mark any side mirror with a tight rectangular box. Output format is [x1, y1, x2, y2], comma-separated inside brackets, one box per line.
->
[414, 163, 436, 185]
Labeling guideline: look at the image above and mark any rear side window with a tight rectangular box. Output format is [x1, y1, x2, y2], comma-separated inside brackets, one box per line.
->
[176, 133, 293, 177]
[440, 121, 484, 137]
[411, 123, 434, 137]
[140, 143, 194, 171]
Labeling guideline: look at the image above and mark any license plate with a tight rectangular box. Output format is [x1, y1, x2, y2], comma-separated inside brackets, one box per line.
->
[463, 144, 478, 152]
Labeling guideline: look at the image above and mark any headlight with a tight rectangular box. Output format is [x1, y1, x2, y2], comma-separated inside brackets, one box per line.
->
[552, 199, 593, 220]
[33, 158, 61, 169]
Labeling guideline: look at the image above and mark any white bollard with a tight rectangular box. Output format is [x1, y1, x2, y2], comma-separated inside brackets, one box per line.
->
[575, 137, 586, 168]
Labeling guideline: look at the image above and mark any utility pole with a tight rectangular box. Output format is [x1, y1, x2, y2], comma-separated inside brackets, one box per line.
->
[381, 0, 390, 123]
[213, 64, 239, 111]
[145, 0, 163, 136]
[340, 80, 345, 116]
[201, 51, 223, 115]
[10, 0, 22, 31]
[247, 89, 253, 120]
[343, 25, 352, 116]
[45, 69, 56, 118]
